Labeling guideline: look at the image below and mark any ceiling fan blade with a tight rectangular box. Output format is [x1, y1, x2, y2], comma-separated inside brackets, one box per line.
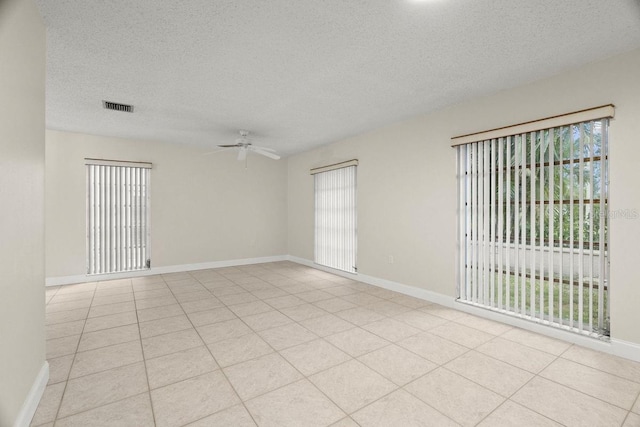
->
[237, 147, 248, 161]
[252, 146, 276, 152]
[203, 147, 232, 155]
[218, 144, 241, 148]
[251, 147, 280, 160]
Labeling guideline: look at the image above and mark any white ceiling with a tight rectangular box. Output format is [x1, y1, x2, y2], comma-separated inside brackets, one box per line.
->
[36, 0, 640, 156]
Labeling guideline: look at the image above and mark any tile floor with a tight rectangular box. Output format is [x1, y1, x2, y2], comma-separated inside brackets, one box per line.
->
[34, 261, 640, 426]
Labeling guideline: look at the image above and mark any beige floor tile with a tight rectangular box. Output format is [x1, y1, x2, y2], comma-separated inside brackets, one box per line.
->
[634, 394, 640, 414]
[445, 351, 533, 397]
[624, 412, 640, 427]
[59, 362, 148, 418]
[91, 293, 134, 307]
[342, 292, 384, 306]
[325, 286, 360, 297]
[218, 292, 259, 306]
[397, 331, 468, 365]
[453, 314, 514, 335]
[54, 392, 154, 427]
[187, 307, 236, 326]
[94, 285, 133, 297]
[242, 310, 293, 331]
[88, 301, 136, 318]
[186, 404, 256, 426]
[335, 307, 386, 326]
[134, 295, 178, 310]
[325, 327, 389, 357]
[258, 323, 318, 350]
[151, 371, 240, 427]
[83, 311, 138, 333]
[228, 300, 273, 317]
[31, 382, 66, 425]
[366, 300, 412, 317]
[134, 288, 173, 300]
[207, 333, 273, 367]
[512, 377, 627, 426]
[78, 324, 140, 352]
[139, 314, 192, 338]
[420, 304, 466, 320]
[296, 290, 334, 303]
[476, 337, 556, 373]
[540, 358, 640, 409]
[329, 417, 360, 427]
[210, 285, 247, 296]
[388, 295, 431, 309]
[358, 344, 436, 386]
[48, 354, 74, 384]
[264, 294, 306, 309]
[500, 328, 571, 355]
[300, 314, 356, 337]
[146, 346, 218, 389]
[197, 318, 252, 344]
[429, 322, 495, 348]
[46, 335, 80, 359]
[392, 310, 449, 331]
[362, 318, 421, 342]
[562, 345, 640, 383]
[313, 297, 358, 313]
[46, 320, 85, 340]
[70, 340, 143, 378]
[46, 308, 89, 325]
[477, 400, 562, 427]
[142, 329, 204, 359]
[310, 359, 397, 413]
[352, 389, 458, 427]
[46, 299, 93, 313]
[246, 379, 345, 427]
[405, 367, 504, 427]
[57, 283, 97, 294]
[180, 297, 224, 313]
[280, 339, 351, 376]
[132, 281, 167, 292]
[223, 353, 303, 400]
[280, 303, 328, 321]
[136, 303, 183, 322]
[49, 291, 94, 305]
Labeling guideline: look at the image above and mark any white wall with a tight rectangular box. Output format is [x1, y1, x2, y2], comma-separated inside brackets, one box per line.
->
[0, 0, 46, 425]
[46, 130, 288, 279]
[288, 48, 640, 346]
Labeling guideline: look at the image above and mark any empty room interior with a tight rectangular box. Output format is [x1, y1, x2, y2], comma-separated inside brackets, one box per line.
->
[3, 0, 640, 426]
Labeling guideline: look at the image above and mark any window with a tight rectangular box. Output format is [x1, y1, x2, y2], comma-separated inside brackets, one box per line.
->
[454, 106, 612, 337]
[312, 160, 358, 273]
[86, 159, 151, 275]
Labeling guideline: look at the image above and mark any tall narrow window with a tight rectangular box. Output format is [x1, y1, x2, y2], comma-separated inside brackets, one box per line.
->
[86, 159, 151, 275]
[312, 160, 358, 273]
[454, 106, 613, 338]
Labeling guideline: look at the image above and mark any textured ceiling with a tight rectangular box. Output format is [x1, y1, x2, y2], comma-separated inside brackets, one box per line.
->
[36, 0, 640, 156]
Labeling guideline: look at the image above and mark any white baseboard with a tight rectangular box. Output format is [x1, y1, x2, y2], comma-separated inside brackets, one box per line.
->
[45, 255, 287, 286]
[288, 255, 640, 363]
[13, 361, 49, 427]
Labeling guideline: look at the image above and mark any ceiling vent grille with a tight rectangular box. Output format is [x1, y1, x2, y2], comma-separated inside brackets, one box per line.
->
[102, 100, 134, 113]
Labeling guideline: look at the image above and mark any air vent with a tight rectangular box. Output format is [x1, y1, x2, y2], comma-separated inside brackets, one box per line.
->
[102, 100, 134, 113]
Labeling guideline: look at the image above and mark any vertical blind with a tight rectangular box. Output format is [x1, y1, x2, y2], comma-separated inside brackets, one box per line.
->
[454, 106, 612, 337]
[86, 159, 151, 275]
[313, 161, 357, 273]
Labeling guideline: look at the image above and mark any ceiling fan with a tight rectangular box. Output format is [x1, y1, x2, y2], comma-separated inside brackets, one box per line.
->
[217, 130, 281, 161]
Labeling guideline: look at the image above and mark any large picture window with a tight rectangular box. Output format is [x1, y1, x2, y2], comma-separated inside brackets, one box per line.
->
[454, 106, 612, 337]
[86, 159, 151, 275]
[312, 161, 358, 273]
